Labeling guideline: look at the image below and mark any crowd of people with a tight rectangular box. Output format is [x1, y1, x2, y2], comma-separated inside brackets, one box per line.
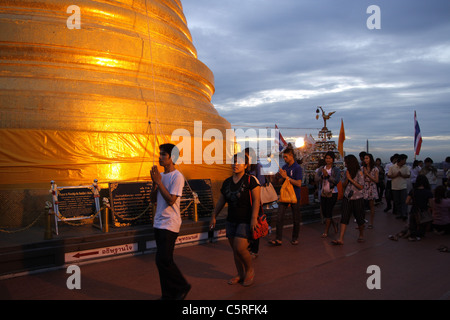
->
[209, 147, 450, 291]
[315, 151, 450, 244]
[149, 142, 449, 299]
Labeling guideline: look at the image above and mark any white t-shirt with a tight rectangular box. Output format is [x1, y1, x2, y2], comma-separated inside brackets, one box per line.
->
[322, 167, 338, 194]
[153, 169, 185, 233]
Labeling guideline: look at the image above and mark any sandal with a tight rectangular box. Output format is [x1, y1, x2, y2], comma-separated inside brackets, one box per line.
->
[388, 234, 398, 241]
[321, 233, 328, 238]
[242, 271, 255, 287]
[227, 276, 243, 285]
[269, 239, 282, 246]
[331, 240, 344, 245]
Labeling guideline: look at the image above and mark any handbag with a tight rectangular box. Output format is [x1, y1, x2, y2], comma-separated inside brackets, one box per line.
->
[279, 178, 297, 204]
[248, 176, 269, 240]
[260, 182, 278, 204]
[414, 207, 433, 224]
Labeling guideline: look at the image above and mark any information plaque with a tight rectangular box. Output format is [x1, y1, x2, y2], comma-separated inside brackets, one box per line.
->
[108, 179, 214, 227]
[109, 181, 153, 226]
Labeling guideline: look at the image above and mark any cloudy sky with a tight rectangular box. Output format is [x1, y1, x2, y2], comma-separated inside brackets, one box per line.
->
[182, 0, 450, 163]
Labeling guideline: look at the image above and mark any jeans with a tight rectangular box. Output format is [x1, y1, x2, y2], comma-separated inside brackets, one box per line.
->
[392, 189, 408, 218]
[276, 202, 301, 241]
[154, 228, 189, 299]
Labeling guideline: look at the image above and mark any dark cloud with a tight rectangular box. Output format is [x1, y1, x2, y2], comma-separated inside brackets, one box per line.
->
[182, 0, 450, 162]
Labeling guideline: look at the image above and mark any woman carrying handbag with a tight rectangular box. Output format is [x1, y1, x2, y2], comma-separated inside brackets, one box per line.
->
[210, 152, 261, 286]
[315, 151, 340, 238]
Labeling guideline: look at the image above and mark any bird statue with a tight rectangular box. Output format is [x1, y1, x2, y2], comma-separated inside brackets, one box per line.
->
[316, 107, 336, 129]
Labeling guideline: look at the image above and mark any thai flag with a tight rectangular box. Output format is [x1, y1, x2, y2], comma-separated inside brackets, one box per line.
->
[414, 111, 422, 156]
[275, 124, 288, 152]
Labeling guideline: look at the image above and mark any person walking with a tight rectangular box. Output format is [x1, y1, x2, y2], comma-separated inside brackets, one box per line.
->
[210, 152, 261, 287]
[388, 154, 411, 221]
[362, 153, 379, 228]
[269, 147, 303, 246]
[315, 151, 340, 238]
[332, 155, 365, 245]
[150, 143, 191, 300]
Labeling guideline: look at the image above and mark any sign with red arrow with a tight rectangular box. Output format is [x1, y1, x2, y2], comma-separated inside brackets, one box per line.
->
[65, 243, 138, 263]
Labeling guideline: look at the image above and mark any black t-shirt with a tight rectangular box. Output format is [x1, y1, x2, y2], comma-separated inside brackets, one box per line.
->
[220, 174, 260, 224]
[409, 188, 434, 211]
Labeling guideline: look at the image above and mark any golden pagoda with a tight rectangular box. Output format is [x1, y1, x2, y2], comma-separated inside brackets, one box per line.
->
[0, 0, 231, 226]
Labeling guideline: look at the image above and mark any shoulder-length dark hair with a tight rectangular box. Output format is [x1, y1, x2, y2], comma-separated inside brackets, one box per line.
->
[415, 174, 430, 190]
[364, 153, 375, 170]
[345, 154, 360, 179]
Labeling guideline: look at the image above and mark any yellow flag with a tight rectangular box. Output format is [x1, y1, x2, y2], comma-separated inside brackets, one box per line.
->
[338, 118, 345, 157]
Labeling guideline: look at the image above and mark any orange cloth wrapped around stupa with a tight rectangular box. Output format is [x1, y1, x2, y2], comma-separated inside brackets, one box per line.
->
[0, 0, 232, 192]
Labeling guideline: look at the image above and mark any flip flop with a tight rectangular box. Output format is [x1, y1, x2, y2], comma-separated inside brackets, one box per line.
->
[268, 239, 282, 246]
[227, 276, 243, 285]
[331, 240, 344, 245]
[388, 234, 398, 241]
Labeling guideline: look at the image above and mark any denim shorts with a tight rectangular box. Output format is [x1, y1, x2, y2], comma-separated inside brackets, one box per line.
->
[226, 221, 251, 239]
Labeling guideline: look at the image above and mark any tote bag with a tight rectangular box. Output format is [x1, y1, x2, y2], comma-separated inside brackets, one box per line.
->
[260, 182, 278, 204]
[279, 178, 297, 204]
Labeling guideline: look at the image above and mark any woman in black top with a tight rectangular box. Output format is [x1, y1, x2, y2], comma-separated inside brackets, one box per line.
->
[210, 152, 261, 286]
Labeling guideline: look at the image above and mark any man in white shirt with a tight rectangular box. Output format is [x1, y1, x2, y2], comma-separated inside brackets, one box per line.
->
[383, 154, 398, 212]
[387, 154, 411, 220]
[150, 143, 190, 300]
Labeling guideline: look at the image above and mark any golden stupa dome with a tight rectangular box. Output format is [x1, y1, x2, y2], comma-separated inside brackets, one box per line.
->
[0, 0, 231, 188]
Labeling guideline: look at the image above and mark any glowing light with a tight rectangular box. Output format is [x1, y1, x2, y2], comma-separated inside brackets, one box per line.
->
[234, 142, 242, 153]
[295, 137, 305, 148]
[93, 57, 121, 68]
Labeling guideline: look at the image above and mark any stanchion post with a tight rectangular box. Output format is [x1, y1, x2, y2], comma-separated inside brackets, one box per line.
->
[194, 201, 198, 222]
[44, 202, 53, 240]
[102, 198, 110, 233]
[193, 192, 199, 222]
[103, 206, 109, 233]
